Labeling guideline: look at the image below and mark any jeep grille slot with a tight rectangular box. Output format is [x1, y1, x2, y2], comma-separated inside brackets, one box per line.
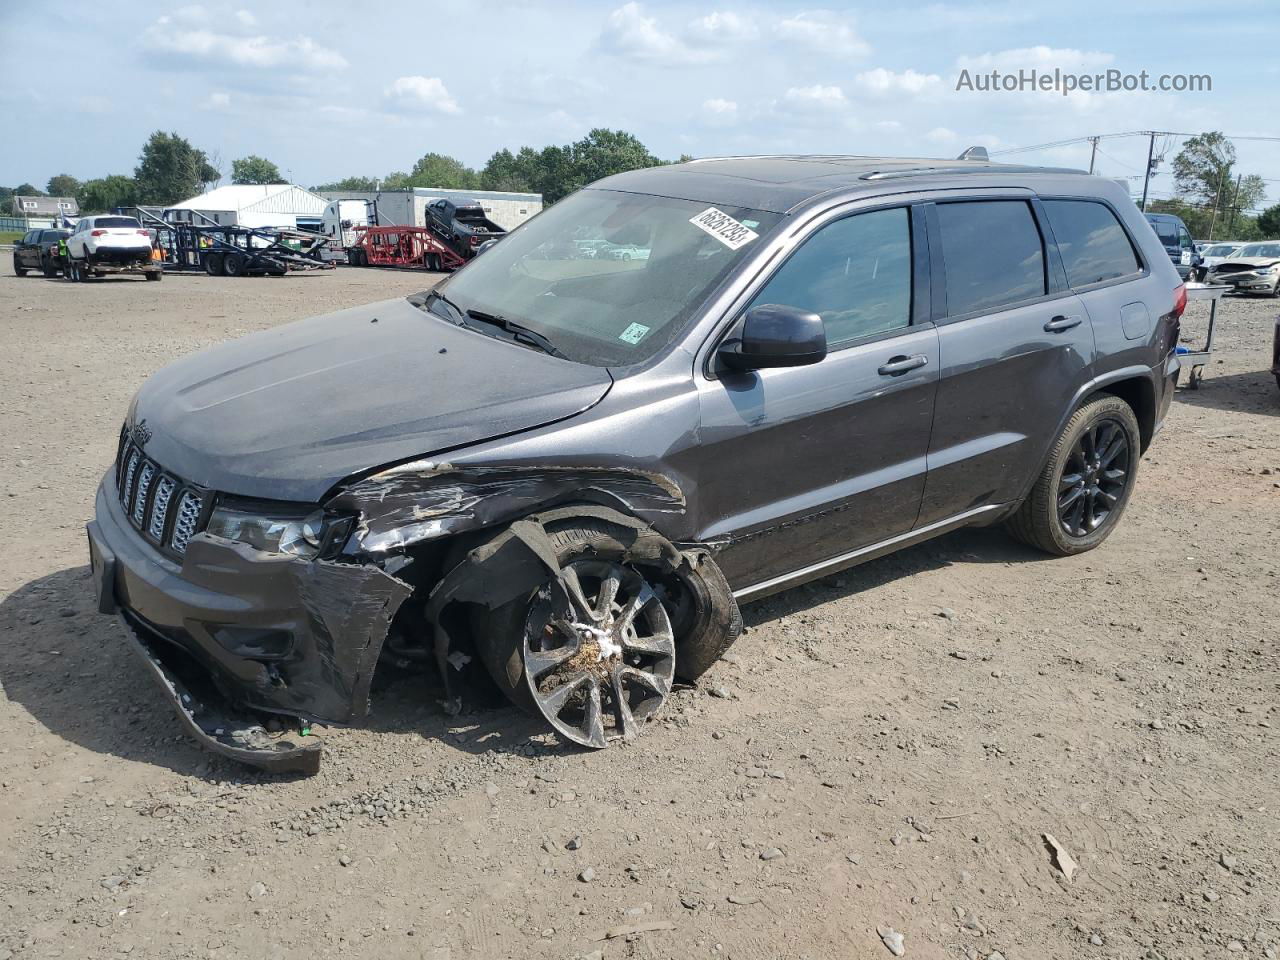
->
[116, 437, 206, 558]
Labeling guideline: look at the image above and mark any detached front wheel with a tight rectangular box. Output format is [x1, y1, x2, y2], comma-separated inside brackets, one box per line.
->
[474, 519, 677, 748]
[1007, 395, 1141, 556]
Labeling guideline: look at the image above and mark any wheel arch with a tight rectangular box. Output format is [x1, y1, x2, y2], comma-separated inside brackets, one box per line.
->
[1083, 374, 1157, 453]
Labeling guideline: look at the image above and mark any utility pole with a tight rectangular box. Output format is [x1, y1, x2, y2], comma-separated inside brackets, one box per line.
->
[1207, 164, 1230, 241]
[1225, 174, 1243, 236]
[1140, 132, 1157, 211]
[1087, 136, 1099, 175]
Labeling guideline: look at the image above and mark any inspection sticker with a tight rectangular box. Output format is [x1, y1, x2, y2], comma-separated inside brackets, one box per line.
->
[618, 322, 651, 345]
[689, 207, 759, 250]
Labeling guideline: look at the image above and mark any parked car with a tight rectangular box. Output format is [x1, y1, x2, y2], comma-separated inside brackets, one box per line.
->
[1204, 241, 1280, 296]
[425, 199, 505, 257]
[1272, 314, 1280, 393]
[88, 154, 1184, 772]
[11, 227, 70, 278]
[601, 242, 651, 261]
[1144, 212, 1200, 280]
[1195, 241, 1244, 281]
[65, 214, 158, 281]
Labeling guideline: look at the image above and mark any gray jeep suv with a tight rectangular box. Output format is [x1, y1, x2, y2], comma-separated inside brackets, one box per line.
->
[87, 154, 1185, 771]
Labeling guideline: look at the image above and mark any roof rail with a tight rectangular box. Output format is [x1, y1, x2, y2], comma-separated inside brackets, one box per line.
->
[860, 163, 1086, 181]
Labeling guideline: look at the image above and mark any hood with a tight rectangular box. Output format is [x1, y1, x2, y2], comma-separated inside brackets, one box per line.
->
[1213, 257, 1280, 270]
[131, 297, 613, 502]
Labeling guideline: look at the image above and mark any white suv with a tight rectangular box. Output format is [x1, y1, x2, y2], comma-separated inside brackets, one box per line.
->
[65, 215, 161, 282]
[67, 215, 153, 263]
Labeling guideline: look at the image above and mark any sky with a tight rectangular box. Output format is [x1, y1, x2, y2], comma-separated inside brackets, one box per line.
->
[2, 1, 1277, 210]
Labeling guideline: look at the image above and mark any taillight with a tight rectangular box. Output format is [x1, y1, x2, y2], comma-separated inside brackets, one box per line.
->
[91, 229, 107, 236]
[137, 230, 149, 236]
[1172, 283, 1187, 319]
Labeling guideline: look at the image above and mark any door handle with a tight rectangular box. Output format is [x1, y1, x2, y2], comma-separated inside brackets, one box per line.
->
[877, 354, 929, 376]
[1044, 314, 1083, 332]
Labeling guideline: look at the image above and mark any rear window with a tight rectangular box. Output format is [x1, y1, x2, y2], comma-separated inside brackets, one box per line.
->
[1145, 217, 1179, 245]
[40, 230, 65, 241]
[937, 200, 1046, 315]
[93, 217, 141, 229]
[1043, 200, 1141, 287]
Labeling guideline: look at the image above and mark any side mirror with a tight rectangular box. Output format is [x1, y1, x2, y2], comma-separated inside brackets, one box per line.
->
[718, 303, 827, 371]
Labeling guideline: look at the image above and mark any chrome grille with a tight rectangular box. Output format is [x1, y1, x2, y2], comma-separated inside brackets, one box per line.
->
[131, 463, 155, 527]
[115, 433, 206, 557]
[170, 492, 203, 555]
[148, 476, 176, 541]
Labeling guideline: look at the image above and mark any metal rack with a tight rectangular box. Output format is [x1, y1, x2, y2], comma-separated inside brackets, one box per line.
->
[1177, 283, 1229, 390]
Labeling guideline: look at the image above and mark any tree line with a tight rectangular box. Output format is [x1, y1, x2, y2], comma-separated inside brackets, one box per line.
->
[8, 128, 1277, 238]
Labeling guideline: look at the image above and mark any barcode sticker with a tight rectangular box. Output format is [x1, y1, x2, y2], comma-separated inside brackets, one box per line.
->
[689, 207, 759, 250]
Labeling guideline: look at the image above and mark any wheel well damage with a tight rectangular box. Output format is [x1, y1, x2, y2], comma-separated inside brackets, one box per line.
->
[414, 504, 740, 714]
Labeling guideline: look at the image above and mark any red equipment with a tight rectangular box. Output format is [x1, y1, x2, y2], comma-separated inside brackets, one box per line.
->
[347, 225, 466, 271]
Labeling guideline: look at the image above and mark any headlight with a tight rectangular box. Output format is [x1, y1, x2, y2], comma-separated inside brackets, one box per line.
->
[206, 505, 328, 559]
[1261, 264, 1280, 275]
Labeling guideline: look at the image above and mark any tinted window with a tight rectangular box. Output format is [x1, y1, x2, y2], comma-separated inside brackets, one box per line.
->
[937, 201, 1045, 315]
[749, 207, 912, 345]
[22, 231, 38, 244]
[1043, 200, 1141, 287]
[1146, 217, 1179, 245]
[93, 216, 141, 228]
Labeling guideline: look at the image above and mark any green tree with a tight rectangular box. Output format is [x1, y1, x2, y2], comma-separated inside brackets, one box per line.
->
[564, 128, 659, 197]
[77, 175, 139, 213]
[381, 170, 412, 190]
[15, 182, 43, 196]
[1257, 203, 1280, 239]
[46, 174, 81, 197]
[230, 155, 283, 185]
[312, 175, 379, 192]
[405, 152, 477, 189]
[1172, 132, 1266, 232]
[133, 131, 217, 205]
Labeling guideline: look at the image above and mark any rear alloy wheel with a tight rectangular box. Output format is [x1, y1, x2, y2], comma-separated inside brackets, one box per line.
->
[1007, 395, 1140, 556]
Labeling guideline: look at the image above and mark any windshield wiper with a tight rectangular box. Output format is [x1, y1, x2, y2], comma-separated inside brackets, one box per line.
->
[465, 309, 569, 360]
[422, 289, 468, 325]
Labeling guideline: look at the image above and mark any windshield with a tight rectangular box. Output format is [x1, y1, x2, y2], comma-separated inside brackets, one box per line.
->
[1203, 244, 1239, 257]
[1239, 242, 1280, 258]
[432, 189, 780, 366]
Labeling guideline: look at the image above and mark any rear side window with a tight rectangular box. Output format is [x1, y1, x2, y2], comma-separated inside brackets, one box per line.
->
[750, 207, 912, 345]
[1146, 217, 1178, 245]
[1043, 200, 1141, 287]
[936, 200, 1045, 315]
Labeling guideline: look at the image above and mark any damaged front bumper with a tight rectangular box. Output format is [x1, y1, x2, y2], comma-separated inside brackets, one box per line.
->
[88, 472, 411, 772]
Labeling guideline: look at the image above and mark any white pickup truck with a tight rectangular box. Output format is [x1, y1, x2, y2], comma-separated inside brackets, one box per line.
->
[65, 215, 162, 282]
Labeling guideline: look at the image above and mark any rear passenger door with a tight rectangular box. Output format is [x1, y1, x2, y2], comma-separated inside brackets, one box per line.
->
[917, 196, 1094, 527]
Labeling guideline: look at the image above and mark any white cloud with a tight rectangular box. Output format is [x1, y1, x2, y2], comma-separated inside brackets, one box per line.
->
[957, 45, 1114, 71]
[688, 11, 757, 43]
[703, 97, 738, 114]
[783, 84, 849, 110]
[235, 9, 256, 26]
[778, 11, 870, 57]
[701, 97, 739, 126]
[384, 76, 461, 114]
[598, 3, 717, 65]
[142, 19, 348, 71]
[852, 68, 942, 98]
[926, 126, 958, 143]
[875, 119, 903, 131]
[204, 91, 231, 110]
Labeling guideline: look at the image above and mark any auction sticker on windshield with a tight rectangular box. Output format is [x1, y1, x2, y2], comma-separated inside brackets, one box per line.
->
[618, 322, 651, 345]
[689, 207, 759, 250]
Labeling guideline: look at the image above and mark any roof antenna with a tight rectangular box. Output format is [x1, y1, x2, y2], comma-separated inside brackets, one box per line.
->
[956, 146, 989, 161]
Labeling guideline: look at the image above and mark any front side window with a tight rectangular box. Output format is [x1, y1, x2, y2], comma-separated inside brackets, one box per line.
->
[435, 189, 780, 366]
[748, 207, 912, 346]
[1043, 200, 1141, 287]
[937, 200, 1046, 315]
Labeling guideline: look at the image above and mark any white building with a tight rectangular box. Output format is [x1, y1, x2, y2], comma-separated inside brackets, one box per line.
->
[165, 184, 329, 231]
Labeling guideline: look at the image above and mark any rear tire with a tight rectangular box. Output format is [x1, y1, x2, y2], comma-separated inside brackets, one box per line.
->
[13, 255, 27, 276]
[223, 253, 246, 277]
[204, 253, 224, 276]
[42, 258, 58, 278]
[1006, 395, 1141, 556]
[145, 269, 162, 281]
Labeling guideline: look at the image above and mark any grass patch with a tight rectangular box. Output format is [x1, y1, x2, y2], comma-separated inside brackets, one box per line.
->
[0, 231, 24, 245]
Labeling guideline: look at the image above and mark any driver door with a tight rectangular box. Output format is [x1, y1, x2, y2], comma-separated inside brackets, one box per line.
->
[693, 204, 939, 591]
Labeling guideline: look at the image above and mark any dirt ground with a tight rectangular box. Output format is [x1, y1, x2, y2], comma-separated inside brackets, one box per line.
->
[1, 261, 1277, 960]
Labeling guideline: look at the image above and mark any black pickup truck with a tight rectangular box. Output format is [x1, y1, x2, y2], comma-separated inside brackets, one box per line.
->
[425, 199, 505, 257]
